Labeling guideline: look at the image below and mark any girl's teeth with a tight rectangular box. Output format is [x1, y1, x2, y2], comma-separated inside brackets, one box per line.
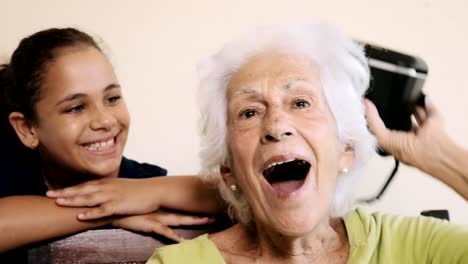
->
[84, 138, 114, 151]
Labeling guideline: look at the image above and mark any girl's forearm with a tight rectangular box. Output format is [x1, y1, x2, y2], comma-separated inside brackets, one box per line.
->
[154, 176, 225, 215]
[0, 196, 112, 252]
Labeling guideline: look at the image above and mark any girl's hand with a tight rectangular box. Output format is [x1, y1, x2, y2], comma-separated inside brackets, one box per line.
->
[47, 178, 162, 220]
[112, 211, 215, 242]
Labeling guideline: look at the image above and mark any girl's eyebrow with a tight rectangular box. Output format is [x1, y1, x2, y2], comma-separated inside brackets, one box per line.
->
[56, 93, 86, 106]
[56, 83, 121, 106]
[104, 83, 121, 92]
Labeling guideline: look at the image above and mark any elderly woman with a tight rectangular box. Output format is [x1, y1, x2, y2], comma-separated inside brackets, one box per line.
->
[147, 22, 468, 263]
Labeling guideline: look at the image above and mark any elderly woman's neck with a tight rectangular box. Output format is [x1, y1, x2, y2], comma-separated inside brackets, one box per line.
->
[253, 217, 349, 263]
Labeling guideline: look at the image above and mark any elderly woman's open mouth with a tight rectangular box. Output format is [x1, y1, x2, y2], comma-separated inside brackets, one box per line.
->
[262, 159, 311, 196]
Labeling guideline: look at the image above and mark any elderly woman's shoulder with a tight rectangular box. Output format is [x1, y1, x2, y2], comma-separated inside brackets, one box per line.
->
[345, 207, 467, 231]
[344, 208, 468, 263]
[146, 234, 226, 264]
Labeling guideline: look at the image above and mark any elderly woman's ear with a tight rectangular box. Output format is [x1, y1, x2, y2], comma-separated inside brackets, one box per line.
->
[220, 165, 236, 187]
[339, 144, 355, 173]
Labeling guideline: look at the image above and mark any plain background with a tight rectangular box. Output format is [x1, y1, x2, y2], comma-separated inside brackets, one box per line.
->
[1, 0, 467, 223]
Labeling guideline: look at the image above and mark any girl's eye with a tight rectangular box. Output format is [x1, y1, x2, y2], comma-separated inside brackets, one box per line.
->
[294, 99, 310, 109]
[240, 109, 257, 119]
[107, 96, 121, 104]
[65, 105, 85, 113]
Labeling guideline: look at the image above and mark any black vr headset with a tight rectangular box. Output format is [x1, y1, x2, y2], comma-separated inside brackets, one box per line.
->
[363, 42, 428, 141]
[359, 42, 428, 202]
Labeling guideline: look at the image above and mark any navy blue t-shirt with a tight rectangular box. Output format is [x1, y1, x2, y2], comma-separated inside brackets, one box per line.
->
[0, 155, 167, 198]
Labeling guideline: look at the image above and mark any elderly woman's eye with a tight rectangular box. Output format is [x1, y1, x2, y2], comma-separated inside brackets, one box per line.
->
[240, 109, 257, 119]
[294, 99, 310, 108]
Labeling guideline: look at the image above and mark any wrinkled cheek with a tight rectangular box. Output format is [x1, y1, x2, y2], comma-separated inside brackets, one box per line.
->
[228, 127, 252, 156]
[299, 112, 338, 135]
[314, 142, 342, 196]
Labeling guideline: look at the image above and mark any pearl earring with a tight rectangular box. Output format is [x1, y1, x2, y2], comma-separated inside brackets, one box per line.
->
[230, 185, 238, 192]
[340, 168, 349, 174]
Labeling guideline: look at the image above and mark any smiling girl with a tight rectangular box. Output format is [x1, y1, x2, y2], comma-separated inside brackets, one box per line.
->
[0, 28, 222, 255]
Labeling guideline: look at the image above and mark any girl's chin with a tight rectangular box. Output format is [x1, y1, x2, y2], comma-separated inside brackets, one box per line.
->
[84, 161, 121, 178]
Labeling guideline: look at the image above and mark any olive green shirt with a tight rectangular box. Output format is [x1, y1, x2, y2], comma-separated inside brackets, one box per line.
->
[147, 208, 468, 263]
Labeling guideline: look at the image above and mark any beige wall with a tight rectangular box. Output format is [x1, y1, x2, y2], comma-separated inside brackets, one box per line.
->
[1, 0, 467, 223]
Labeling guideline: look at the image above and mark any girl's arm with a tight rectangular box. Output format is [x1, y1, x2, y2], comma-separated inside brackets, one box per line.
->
[0, 194, 214, 252]
[47, 176, 226, 220]
[0, 195, 110, 252]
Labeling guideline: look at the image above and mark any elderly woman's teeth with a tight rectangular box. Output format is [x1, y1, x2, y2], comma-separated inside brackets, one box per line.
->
[84, 138, 115, 151]
[265, 159, 296, 171]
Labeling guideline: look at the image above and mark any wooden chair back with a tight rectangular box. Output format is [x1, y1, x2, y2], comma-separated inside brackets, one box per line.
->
[27, 227, 217, 264]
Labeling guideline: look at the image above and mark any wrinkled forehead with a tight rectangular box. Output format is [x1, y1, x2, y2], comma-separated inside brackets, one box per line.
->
[226, 51, 323, 99]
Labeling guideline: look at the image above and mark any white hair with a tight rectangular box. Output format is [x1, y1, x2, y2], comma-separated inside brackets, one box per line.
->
[197, 21, 376, 224]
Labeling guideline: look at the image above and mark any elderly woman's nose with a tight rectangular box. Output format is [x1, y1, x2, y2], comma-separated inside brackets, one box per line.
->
[263, 131, 293, 143]
[261, 112, 294, 143]
[89, 107, 116, 131]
